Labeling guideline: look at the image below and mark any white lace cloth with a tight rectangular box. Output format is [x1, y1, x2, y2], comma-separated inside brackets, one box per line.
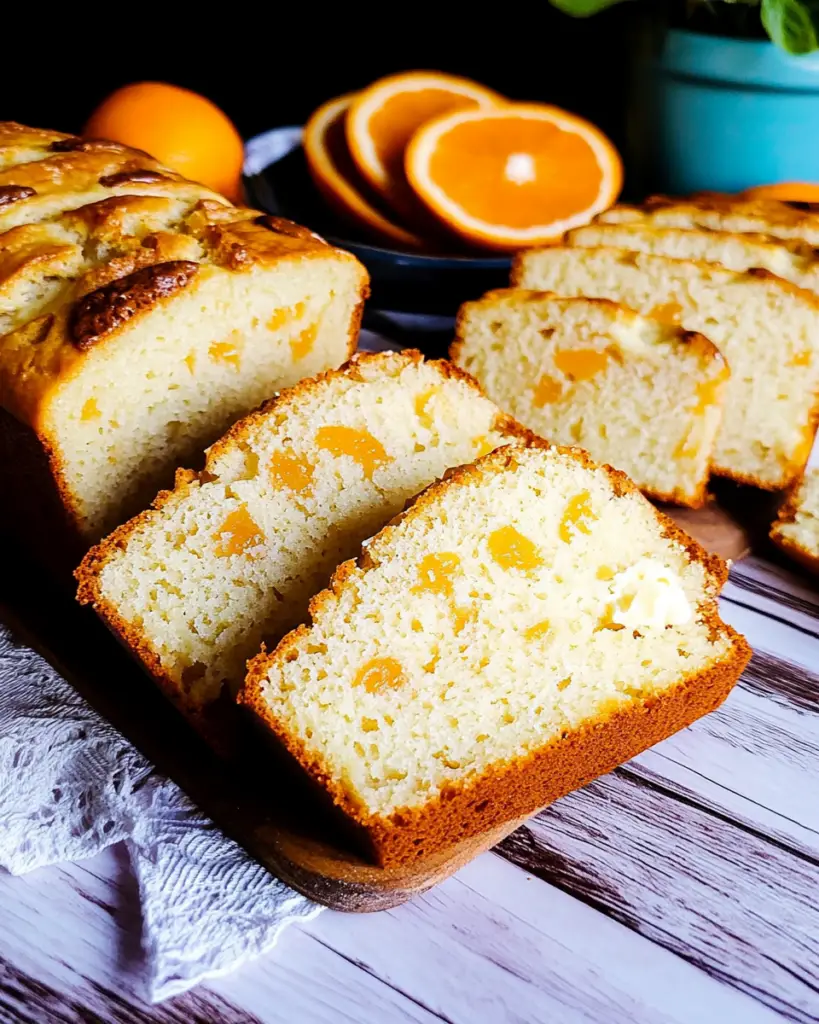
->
[0, 622, 322, 1002]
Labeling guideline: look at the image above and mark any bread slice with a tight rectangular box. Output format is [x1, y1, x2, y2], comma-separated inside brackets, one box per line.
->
[599, 194, 819, 247]
[0, 122, 369, 550]
[568, 221, 819, 295]
[241, 442, 750, 868]
[76, 351, 530, 742]
[512, 246, 819, 490]
[771, 468, 819, 574]
[453, 290, 727, 507]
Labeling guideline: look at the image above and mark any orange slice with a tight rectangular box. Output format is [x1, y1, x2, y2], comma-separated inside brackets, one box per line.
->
[742, 182, 819, 204]
[303, 93, 423, 250]
[405, 103, 623, 251]
[346, 71, 502, 220]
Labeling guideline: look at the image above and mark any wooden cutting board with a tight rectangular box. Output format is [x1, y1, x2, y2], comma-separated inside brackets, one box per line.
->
[0, 495, 758, 913]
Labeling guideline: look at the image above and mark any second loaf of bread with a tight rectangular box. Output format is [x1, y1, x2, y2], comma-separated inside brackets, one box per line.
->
[513, 246, 819, 490]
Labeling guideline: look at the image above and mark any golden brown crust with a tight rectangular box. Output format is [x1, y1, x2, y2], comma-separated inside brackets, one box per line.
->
[69, 260, 200, 350]
[0, 122, 72, 148]
[582, 218, 819, 265]
[96, 169, 173, 188]
[246, 641, 748, 867]
[0, 121, 367, 431]
[201, 216, 339, 271]
[75, 351, 524, 744]
[0, 185, 37, 207]
[711, 441, 816, 493]
[255, 215, 327, 243]
[742, 265, 819, 307]
[0, 148, 171, 196]
[601, 194, 819, 251]
[75, 477, 204, 713]
[512, 246, 819, 312]
[647, 191, 819, 231]
[771, 532, 819, 575]
[49, 136, 144, 156]
[0, 124, 168, 190]
[770, 473, 819, 575]
[241, 442, 745, 866]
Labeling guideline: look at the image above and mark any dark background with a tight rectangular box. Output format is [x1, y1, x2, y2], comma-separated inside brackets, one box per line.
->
[5, 6, 649, 156]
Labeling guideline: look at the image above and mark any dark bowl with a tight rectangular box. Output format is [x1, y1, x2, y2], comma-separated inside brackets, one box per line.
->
[243, 127, 512, 322]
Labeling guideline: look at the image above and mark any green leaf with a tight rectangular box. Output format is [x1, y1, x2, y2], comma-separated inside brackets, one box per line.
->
[548, 0, 631, 16]
[761, 0, 819, 52]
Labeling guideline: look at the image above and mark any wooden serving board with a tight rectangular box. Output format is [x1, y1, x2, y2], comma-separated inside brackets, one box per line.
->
[0, 496, 759, 913]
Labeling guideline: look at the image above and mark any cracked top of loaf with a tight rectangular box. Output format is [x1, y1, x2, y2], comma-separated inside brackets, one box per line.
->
[0, 121, 351, 428]
[598, 192, 819, 246]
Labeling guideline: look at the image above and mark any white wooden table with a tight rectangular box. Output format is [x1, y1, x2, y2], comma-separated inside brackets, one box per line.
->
[0, 554, 817, 1024]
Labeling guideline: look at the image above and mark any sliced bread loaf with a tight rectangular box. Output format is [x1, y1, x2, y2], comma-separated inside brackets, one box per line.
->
[241, 442, 750, 867]
[76, 351, 529, 742]
[0, 122, 368, 554]
[771, 468, 819, 574]
[453, 290, 727, 506]
[599, 194, 819, 247]
[512, 247, 819, 490]
[568, 221, 819, 295]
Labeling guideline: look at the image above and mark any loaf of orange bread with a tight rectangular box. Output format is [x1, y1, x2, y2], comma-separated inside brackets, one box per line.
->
[513, 246, 819, 491]
[0, 121, 368, 562]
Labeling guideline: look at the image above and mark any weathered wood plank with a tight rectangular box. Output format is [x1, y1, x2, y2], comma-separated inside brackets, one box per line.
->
[0, 961, 263, 1024]
[0, 843, 784, 1024]
[0, 850, 439, 1024]
[728, 558, 819, 633]
[226, 852, 784, 1024]
[718, 598, 819, 673]
[627, 650, 819, 860]
[496, 770, 819, 1023]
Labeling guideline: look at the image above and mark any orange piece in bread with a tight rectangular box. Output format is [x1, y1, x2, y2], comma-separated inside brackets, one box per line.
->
[346, 71, 502, 222]
[303, 93, 423, 250]
[85, 82, 244, 201]
[405, 103, 623, 251]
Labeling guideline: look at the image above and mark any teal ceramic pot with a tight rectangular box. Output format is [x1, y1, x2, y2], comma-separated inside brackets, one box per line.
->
[649, 28, 819, 193]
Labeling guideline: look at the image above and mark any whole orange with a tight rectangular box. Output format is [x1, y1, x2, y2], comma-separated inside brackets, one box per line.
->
[85, 82, 244, 200]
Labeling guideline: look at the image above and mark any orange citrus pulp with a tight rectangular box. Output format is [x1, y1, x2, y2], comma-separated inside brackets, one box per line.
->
[303, 93, 422, 249]
[346, 70, 502, 221]
[405, 103, 623, 250]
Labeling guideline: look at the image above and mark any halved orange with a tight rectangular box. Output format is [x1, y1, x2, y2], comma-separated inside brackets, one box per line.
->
[346, 71, 502, 220]
[303, 93, 423, 250]
[742, 182, 819, 204]
[405, 103, 623, 251]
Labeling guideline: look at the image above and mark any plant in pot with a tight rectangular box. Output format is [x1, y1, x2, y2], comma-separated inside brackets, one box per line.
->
[550, 0, 819, 195]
